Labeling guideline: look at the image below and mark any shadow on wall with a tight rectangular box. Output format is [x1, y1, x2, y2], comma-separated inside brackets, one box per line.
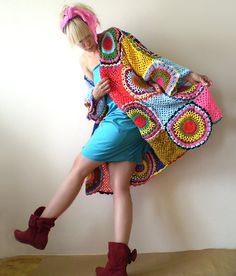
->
[0, 115, 59, 257]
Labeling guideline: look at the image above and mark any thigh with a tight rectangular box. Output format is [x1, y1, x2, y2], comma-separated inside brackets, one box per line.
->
[108, 161, 136, 192]
[71, 153, 104, 178]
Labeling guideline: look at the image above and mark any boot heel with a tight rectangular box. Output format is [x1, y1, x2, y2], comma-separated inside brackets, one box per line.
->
[96, 242, 137, 276]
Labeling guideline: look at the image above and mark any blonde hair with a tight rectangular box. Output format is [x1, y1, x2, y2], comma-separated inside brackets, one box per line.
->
[59, 3, 100, 45]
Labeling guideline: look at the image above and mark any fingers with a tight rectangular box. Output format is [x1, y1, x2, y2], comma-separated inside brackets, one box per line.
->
[99, 78, 110, 90]
[199, 77, 208, 86]
[98, 78, 110, 93]
[93, 78, 111, 100]
[188, 72, 213, 87]
[201, 75, 213, 86]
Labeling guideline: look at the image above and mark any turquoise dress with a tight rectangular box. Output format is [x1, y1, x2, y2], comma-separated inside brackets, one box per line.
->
[81, 64, 150, 163]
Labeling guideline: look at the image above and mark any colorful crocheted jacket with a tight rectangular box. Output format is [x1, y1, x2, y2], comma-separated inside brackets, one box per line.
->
[84, 27, 222, 195]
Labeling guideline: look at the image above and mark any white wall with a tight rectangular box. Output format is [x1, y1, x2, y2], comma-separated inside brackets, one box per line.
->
[0, 0, 235, 258]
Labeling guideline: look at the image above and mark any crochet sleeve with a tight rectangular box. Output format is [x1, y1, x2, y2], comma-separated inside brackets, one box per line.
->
[121, 30, 191, 95]
[84, 76, 107, 122]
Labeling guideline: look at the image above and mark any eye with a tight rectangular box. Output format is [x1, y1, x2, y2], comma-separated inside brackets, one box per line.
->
[78, 34, 91, 45]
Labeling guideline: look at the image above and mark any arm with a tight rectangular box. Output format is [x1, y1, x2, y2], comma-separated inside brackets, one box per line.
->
[80, 54, 109, 121]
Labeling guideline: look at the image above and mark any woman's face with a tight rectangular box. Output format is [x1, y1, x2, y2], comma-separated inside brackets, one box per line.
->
[77, 33, 97, 52]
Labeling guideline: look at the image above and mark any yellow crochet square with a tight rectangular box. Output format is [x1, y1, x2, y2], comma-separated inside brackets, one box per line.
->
[121, 36, 153, 77]
[149, 130, 187, 165]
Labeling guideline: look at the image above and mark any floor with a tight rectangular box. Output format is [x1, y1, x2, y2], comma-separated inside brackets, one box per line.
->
[1, 249, 236, 276]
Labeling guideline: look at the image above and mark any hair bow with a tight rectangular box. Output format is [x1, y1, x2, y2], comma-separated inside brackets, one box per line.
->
[60, 7, 98, 43]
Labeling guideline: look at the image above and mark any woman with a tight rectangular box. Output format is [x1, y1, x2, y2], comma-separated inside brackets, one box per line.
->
[14, 3, 222, 276]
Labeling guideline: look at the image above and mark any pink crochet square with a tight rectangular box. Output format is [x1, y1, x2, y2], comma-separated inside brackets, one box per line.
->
[194, 87, 222, 123]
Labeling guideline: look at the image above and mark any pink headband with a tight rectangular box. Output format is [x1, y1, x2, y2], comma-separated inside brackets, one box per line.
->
[60, 7, 98, 43]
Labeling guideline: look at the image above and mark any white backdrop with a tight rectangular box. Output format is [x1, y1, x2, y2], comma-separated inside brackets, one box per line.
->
[0, 0, 235, 258]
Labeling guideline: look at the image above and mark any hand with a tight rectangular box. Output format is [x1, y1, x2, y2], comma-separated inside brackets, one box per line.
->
[184, 72, 213, 86]
[92, 78, 110, 100]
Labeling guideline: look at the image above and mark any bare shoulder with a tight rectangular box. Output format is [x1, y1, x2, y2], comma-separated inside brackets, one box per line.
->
[79, 52, 89, 72]
[79, 53, 92, 80]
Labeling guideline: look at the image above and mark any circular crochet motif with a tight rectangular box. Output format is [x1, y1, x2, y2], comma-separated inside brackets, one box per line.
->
[182, 119, 197, 134]
[85, 167, 102, 194]
[124, 102, 161, 140]
[167, 104, 212, 149]
[131, 152, 156, 185]
[172, 83, 204, 100]
[133, 116, 146, 128]
[122, 67, 160, 100]
[147, 68, 171, 89]
[100, 29, 122, 65]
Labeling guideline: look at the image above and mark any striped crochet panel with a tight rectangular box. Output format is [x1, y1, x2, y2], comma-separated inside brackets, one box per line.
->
[84, 76, 107, 122]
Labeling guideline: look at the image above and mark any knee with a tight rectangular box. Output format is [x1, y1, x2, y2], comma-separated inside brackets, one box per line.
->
[71, 157, 90, 180]
[112, 182, 131, 197]
[74, 165, 91, 180]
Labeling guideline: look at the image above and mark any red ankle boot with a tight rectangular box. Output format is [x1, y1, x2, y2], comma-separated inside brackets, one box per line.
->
[14, 206, 56, 250]
[96, 242, 137, 276]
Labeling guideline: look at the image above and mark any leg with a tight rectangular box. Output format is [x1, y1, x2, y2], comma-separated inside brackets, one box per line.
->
[14, 154, 103, 249]
[96, 161, 137, 275]
[109, 161, 136, 244]
[41, 154, 103, 218]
